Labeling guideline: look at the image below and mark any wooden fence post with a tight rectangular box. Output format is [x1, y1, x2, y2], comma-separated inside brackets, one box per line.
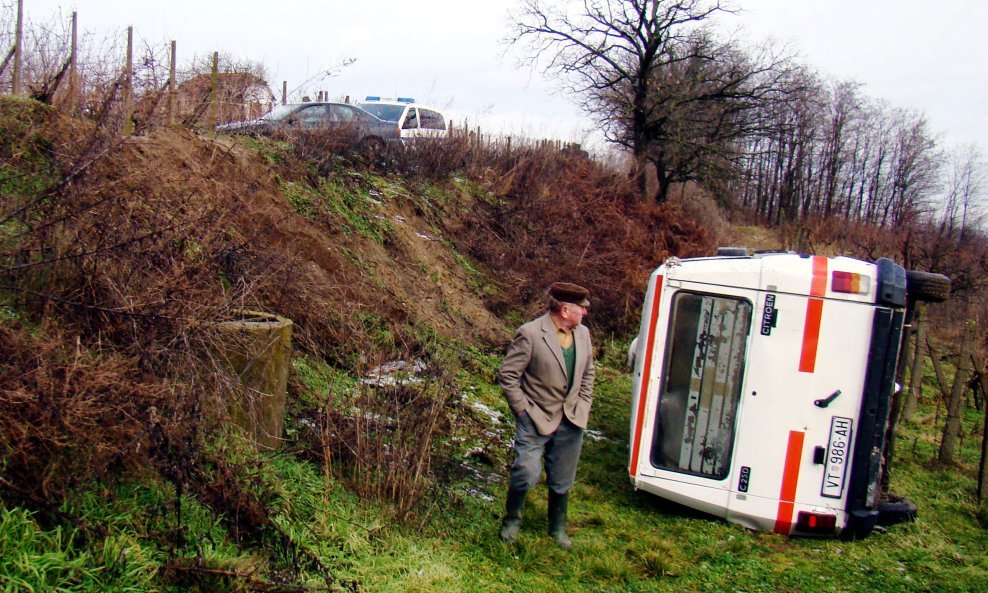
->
[902, 306, 927, 422]
[67, 11, 78, 112]
[207, 51, 218, 133]
[12, 0, 23, 95]
[167, 40, 176, 125]
[122, 26, 133, 136]
[282, 80, 287, 105]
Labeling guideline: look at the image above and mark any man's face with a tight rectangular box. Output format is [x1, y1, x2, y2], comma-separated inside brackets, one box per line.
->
[561, 303, 588, 327]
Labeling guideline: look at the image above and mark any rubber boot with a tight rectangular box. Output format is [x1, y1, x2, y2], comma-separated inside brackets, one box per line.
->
[547, 490, 572, 550]
[499, 488, 527, 543]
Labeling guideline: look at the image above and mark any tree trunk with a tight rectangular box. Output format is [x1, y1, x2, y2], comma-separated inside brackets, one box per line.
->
[939, 321, 976, 465]
[902, 306, 927, 422]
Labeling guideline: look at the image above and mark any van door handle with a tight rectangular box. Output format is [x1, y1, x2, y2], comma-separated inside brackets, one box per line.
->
[814, 390, 842, 408]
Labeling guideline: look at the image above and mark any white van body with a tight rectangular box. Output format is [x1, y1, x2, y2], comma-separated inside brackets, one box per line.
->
[628, 252, 914, 538]
[355, 98, 449, 142]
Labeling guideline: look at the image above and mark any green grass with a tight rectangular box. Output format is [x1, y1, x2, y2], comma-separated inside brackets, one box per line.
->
[3, 341, 985, 592]
[316, 175, 394, 244]
[228, 134, 290, 166]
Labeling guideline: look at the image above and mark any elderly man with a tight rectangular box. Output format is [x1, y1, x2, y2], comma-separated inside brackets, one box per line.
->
[498, 282, 595, 549]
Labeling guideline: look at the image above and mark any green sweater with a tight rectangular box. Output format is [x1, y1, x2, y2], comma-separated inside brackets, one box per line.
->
[562, 342, 576, 392]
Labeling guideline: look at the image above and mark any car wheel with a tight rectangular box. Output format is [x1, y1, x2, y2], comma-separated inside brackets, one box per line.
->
[359, 136, 386, 158]
[905, 270, 951, 303]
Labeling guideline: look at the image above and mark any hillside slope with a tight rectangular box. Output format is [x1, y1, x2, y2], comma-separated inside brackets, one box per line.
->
[3, 99, 984, 593]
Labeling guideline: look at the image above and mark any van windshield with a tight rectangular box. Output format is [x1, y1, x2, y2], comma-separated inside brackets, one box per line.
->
[357, 103, 405, 122]
[651, 292, 751, 479]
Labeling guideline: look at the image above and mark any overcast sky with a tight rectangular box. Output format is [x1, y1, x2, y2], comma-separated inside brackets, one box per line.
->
[14, 0, 988, 153]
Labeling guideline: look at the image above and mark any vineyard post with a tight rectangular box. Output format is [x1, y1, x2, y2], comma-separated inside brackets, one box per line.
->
[123, 26, 133, 136]
[12, 0, 23, 94]
[67, 11, 78, 112]
[167, 40, 176, 125]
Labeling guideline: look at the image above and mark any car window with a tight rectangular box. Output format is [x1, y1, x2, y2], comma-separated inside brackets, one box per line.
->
[329, 105, 357, 122]
[419, 109, 445, 130]
[262, 104, 299, 122]
[402, 108, 419, 130]
[295, 105, 328, 128]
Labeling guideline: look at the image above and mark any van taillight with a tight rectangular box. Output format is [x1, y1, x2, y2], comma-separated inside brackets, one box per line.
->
[796, 511, 837, 533]
[831, 271, 870, 295]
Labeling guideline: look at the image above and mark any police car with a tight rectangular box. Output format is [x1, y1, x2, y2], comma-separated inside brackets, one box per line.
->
[355, 97, 449, 142]
[627, 249, 949, 538]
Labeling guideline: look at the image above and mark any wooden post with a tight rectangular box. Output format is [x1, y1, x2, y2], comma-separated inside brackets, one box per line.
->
[928, 336, 949, 395]
[167, 40, 176, 125]
[939, 321, 977, 465]
[208, 51, 219, 133]
[12, 0, 23, 94]
[122, 26, 134, 135]
[282, 80, 287, 105]
[68, 11, 78, 111]
[976, 359, 987, 502]
[902, 306, 927, 422]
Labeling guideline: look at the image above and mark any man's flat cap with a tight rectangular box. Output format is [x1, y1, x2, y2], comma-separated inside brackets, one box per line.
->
[548, 282, 590, 307]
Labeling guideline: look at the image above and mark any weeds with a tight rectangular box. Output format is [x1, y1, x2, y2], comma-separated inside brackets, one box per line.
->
[320, 356, 461, 521]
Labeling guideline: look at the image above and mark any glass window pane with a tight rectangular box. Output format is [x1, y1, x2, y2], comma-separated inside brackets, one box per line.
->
[420, 109, 445, 130]
[651, 292, 751, 479]
[296, 105, 327, 127]
[402, 108, 419, 129]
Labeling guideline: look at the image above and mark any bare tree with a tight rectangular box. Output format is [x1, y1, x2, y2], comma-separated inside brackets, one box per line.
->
[820, 80, 862, 217]
[940, 144, 986, 240]
[507, 0, 741, 200]
[882, 110, 940, 228]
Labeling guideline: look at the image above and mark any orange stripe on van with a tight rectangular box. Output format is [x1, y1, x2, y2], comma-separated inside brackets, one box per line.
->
[798, 256, 828, 373]
[774, 430, 805, 534]
[629, 275, 663, 478]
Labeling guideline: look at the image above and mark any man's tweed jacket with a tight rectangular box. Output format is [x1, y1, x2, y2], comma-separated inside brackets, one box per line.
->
[498, 313, 595, 436]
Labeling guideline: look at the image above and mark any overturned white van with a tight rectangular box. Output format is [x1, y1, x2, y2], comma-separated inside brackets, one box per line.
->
[627, 250, 949, 538]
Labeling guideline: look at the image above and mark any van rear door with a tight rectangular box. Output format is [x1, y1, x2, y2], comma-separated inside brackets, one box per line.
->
[634, 282, 756, 516]
[725, 260, 878, 534]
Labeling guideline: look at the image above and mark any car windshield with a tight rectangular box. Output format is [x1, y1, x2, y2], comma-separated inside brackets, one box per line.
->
[260, 105, 301, 122]
[357, 103, 405, 122]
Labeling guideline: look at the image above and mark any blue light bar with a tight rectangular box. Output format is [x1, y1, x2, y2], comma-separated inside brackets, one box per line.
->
[396, 97, 415, 103]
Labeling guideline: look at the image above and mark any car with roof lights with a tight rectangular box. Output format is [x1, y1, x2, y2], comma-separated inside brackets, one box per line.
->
[355, 97, 449, 142]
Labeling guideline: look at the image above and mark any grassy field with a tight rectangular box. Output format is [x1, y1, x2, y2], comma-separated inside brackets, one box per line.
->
[5, 340, 984, 593]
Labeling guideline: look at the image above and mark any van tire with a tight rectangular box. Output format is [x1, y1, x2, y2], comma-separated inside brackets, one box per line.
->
[905, 270, 951, 303]
[876, 495, 918, 526]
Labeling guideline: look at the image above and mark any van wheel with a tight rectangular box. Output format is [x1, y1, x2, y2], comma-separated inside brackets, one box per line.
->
[876, 494, 918, 526]
[905, 270, 951, 303]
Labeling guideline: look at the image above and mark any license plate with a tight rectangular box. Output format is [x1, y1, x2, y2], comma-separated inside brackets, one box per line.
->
[821, 416, 853, 498]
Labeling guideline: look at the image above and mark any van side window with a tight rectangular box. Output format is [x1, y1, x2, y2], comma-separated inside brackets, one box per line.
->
[419, 109, 445, 130]
[651, 292, 751, 479]
[402, 108, 419, 129]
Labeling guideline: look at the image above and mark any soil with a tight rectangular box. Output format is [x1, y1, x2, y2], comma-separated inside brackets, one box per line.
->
[115, 128, 510, 350]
